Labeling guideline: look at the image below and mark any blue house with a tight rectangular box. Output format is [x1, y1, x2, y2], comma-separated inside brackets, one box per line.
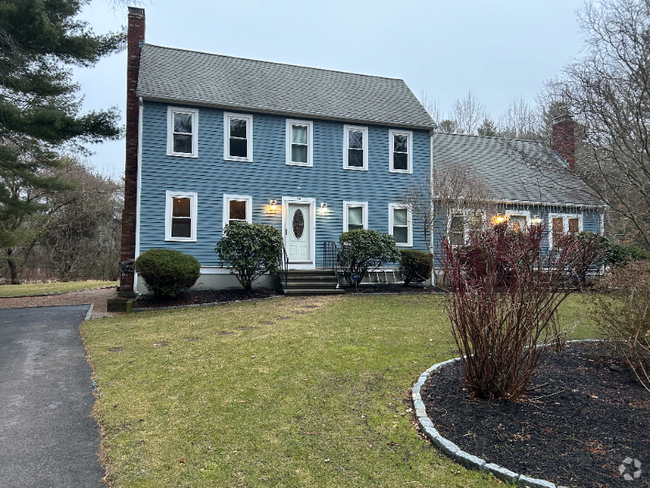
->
[117, 8, 603, 296]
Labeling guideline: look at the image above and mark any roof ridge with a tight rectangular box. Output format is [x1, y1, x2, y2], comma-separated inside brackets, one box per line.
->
[143, 43, 405, 83]
[432, 130, 547, 146]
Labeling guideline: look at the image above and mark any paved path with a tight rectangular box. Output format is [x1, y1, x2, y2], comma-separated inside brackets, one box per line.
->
[0, 306, 105, 487]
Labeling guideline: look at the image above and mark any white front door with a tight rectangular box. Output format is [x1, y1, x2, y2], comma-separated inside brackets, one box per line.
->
[285, 201, 313, 267]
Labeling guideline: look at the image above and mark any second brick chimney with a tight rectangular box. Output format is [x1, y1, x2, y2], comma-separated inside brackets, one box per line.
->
[552, 114, 575, 171]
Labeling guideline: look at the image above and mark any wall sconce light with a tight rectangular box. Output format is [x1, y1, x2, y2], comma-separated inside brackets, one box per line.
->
[320, 201, 328, 214]
[493, 213, 506, 224]
[530, 215, 542, 225]
[269, 199, 277, 211]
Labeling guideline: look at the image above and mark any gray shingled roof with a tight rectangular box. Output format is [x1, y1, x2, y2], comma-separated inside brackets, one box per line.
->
[432, 132, 601, 207]
[137, 44, 435, 130]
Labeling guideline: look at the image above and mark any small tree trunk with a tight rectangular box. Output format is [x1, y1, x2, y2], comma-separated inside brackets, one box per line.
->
[6, 249, 21, 284]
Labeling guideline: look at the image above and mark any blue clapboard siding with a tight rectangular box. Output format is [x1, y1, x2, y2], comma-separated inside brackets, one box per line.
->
[138, 102, 431, 266]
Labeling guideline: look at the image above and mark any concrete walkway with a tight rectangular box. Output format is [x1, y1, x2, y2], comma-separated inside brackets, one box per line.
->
[0, 306, 105, 487]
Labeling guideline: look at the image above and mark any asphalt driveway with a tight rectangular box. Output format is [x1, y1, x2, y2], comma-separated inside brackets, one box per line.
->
[0, 305, 105, 487]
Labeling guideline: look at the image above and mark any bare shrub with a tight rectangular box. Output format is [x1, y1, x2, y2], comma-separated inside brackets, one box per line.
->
[592, 261, 650, 392]
[442, 223, 594, 400]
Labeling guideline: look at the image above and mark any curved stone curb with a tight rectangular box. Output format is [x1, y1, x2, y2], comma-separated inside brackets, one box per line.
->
[412, 340, 602, 487]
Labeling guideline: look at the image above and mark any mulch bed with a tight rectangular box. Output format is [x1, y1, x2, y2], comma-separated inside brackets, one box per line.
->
[134, 283, 443, 309]
[420, 342, 650, 487]
[134, 289, 278, 308]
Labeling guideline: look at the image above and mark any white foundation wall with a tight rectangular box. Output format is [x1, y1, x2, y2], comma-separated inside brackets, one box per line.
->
[134, 267, 278, 294]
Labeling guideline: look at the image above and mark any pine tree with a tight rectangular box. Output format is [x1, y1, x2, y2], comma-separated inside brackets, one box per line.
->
[0, 0, 124, 282]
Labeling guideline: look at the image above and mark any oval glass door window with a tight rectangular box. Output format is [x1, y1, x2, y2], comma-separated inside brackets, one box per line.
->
[293, 209, 305, 239]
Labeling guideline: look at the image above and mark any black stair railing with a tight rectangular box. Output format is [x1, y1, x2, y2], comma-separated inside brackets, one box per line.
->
[278, 245, 289, 289]
[322, 241, 338, 271]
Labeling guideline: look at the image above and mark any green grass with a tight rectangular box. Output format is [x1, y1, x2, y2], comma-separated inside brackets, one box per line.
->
[81, 293, 597, 487]
[0, 280, 118, 297]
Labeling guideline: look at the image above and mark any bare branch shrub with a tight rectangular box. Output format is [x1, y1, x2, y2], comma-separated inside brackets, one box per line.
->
[442, 223, 594, 400]
[592, 261, 650, 392]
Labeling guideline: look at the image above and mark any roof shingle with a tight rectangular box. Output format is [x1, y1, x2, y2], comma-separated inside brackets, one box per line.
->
[137, 44, 435, 130]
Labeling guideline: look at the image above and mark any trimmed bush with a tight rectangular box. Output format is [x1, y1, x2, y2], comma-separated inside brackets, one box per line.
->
[337, 229, 401, 287]
[399, 249, 433, 286]
[135, 249, 200, 299]
[215, 222, 283, 291]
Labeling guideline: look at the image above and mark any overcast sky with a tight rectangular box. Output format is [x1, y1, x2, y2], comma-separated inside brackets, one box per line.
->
[74, 0, 586, 179]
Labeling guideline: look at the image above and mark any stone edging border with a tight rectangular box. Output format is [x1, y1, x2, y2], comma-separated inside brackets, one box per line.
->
[412, 339, 602, 488]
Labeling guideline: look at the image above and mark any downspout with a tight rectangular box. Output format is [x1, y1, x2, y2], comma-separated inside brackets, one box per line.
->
[429, 130, 435, 284]
[134, 97, 143, 291]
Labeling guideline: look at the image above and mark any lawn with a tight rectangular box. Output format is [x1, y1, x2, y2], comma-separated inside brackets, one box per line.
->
[81, 293, 597, 487]
[0, 280, 118, 297]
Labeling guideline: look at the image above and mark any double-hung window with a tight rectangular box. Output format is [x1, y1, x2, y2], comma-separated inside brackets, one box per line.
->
[286, 120, 313, 166]
[343, 201, 368, 232]
[550, 213, 581, 247]
[223, 195, 253, 228]
[224, 113, 253, 162]
[389, 129, 413, 173]
[449, 212, 484, 246]
[343, 125, 368, 170]
[389, 203, 412, 246]
[167, 107, 199, 157]
[165, 191, 197, 241]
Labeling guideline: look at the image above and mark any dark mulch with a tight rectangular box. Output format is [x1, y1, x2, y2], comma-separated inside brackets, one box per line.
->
[134, 288, 278, 308]
[421, 342, 650, 487]
[343, 283, 444, 294]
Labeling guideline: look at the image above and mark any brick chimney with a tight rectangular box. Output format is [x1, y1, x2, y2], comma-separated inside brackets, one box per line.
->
[552, 114, 575, 171]
[118, 7, 145, 296]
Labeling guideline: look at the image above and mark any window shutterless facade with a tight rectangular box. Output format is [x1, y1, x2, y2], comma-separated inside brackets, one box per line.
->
[224, 113, 253, 162]
[388, 129, 413, 173]
[549, 213, 582, 247]
[343, 125, 368, 170]
[389, 203, 412, 246]
[286, 119, 313, 166]
[167, 107, 199, 157]
[222, 194, 253, 228]
[343, 201, 368, 232]
[165, 191, 197, 242]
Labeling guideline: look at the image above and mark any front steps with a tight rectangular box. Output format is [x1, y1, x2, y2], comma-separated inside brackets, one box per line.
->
[282, 269, 345, 296]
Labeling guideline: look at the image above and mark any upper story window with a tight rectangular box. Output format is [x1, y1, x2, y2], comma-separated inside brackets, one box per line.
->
[165, 191, 198, 242]
[389, 203, 412, 247]
[286, 120, 313, 167]
[167, 107, 199, 157]
[389, 129, 413, 173]
[343, 201, 368, 232]
[343, 125, 368, 171]
[550, 213, 582, 247]
[224, 113, 253, 162]
[223, 194, 253, 228]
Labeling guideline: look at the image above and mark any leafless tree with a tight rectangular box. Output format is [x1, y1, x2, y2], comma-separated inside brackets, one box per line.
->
[499, 96, 542, 140]
[452, 91, 489, 135]
[397, 163, 493, 284]
[550, 0, 650, 248]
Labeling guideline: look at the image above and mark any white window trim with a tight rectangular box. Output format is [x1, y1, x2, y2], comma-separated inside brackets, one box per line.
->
[286, 119, 313, 167]
[222, 194, 253, 229]
[343, 201, 368, 232]
[165, 191, 198, 242]
[389, 203, 412, 247]
[167, 107, 199, 158]
[343, 125, 369, 171]
[448, 210, 486, 247]
[548, 213, 583, 247]
[224, 112, 254, 162]
[505, 210, 531, 231]
[388, 129, 413, 174]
